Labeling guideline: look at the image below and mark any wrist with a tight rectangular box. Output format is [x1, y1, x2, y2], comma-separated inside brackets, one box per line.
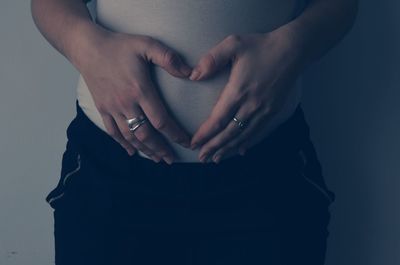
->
[262, 24, 307, 75]
[269, 21, 310, 71]
[67, 21, 115, 72]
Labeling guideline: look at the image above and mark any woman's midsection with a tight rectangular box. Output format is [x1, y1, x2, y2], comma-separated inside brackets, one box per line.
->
[77, 0, 302, 162]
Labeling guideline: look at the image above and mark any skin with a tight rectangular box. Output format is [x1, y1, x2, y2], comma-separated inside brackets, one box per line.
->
[31, 0, 193, 164]
[75, 32, 194, 165]
[188, 32, 303, 163]
[31, 0, 358, 164]
[189, 0, 359, 163]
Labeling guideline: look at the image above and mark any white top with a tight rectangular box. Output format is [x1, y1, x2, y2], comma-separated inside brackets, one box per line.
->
[77, 0, 306, 162]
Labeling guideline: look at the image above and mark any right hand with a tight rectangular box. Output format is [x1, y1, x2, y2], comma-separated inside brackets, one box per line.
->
[76, 31, 193, 164]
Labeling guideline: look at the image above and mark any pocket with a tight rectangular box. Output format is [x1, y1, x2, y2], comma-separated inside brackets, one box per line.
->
[45, 141, 84, 210]
[294, 144, 336, 205]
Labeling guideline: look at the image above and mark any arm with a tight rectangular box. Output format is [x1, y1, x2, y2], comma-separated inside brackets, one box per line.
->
[31, 0, 194, 164]
[281, 0, 359, 68]
[189, 0, 359, 162]
[30, 0, 106, 71]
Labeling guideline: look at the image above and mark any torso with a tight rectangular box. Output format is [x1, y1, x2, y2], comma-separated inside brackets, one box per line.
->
[77, 0, 306, 162]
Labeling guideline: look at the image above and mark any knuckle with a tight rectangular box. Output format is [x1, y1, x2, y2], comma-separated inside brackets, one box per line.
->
[128, 80, 147, 100]
[152, 118, 168, 131]
[140, 35, 156, 49]
[248, 98, 263, 113]
[226, 34, 243, 48]
[162, 49, 179, 67]
[135, 128, 152, 142]
[203, 53, 217, 69]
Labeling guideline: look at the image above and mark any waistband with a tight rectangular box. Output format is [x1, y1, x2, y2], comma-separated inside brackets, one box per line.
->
[64, 100, 336, 204]
[69, 102, 313, 188]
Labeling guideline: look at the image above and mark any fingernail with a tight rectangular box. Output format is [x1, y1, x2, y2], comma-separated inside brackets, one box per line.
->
[213, 154, 221, 164]
[189, 69, 200, 81]
[200, 154, 209, 163]
[164, 156, 174, 165]
[199, 155, 205, 163]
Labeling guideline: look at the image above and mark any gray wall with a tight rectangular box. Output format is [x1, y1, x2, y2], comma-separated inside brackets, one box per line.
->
[302, 1, 400, 264]
[0, 1, 398, 264]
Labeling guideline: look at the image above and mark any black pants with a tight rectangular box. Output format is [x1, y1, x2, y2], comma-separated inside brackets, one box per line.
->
[46, 100, 336, 265]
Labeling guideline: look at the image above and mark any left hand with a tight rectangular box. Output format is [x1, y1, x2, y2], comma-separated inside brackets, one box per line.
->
[189, 29, 304, 163]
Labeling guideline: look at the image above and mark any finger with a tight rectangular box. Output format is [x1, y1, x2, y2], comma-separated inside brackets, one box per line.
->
[213, 109, 278, 163]
[112, 111, 163, 163]
[111, 104, 161, 161]
[190, 77, 243, 149]
[101, 113, 137, 156]
[138, 79, 191, 149]
[189, 34, 240, 81]
[114, 114, 161, 163]
[237, 113, 282, 154]
[115, 110, 176, 164]
[117, 105, 177, 164]
[197, 101, 259, 162]
[145, 39, 192, 78]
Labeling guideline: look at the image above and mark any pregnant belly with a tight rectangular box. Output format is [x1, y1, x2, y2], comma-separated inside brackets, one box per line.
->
[78, 0, 302, 162]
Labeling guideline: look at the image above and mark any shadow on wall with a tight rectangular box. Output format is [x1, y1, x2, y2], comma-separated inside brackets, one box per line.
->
[301, 1, 400, 265]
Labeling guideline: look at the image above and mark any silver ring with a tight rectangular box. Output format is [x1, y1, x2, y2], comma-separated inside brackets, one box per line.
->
[128, 118, 147, 133]
[126, 115, 146, 126]
[126, 115, 147, 132]
[232, 116, 247, 130]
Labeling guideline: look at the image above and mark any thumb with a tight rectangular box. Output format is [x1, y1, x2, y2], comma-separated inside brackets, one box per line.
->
[189, 40, 236, 81]
[145, 39, 193, 78]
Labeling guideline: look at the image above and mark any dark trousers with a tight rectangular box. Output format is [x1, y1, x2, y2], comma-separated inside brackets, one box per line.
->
[46, 100, 336, 265]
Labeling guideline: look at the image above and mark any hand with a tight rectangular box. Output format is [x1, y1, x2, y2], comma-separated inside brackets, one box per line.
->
[77, 31, 193, 164]
[189, 30, 303, 163]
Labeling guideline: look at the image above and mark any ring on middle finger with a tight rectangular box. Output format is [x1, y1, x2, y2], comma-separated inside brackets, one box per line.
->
[126, 116, 148, 133]
[126, 115, 145, 126]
